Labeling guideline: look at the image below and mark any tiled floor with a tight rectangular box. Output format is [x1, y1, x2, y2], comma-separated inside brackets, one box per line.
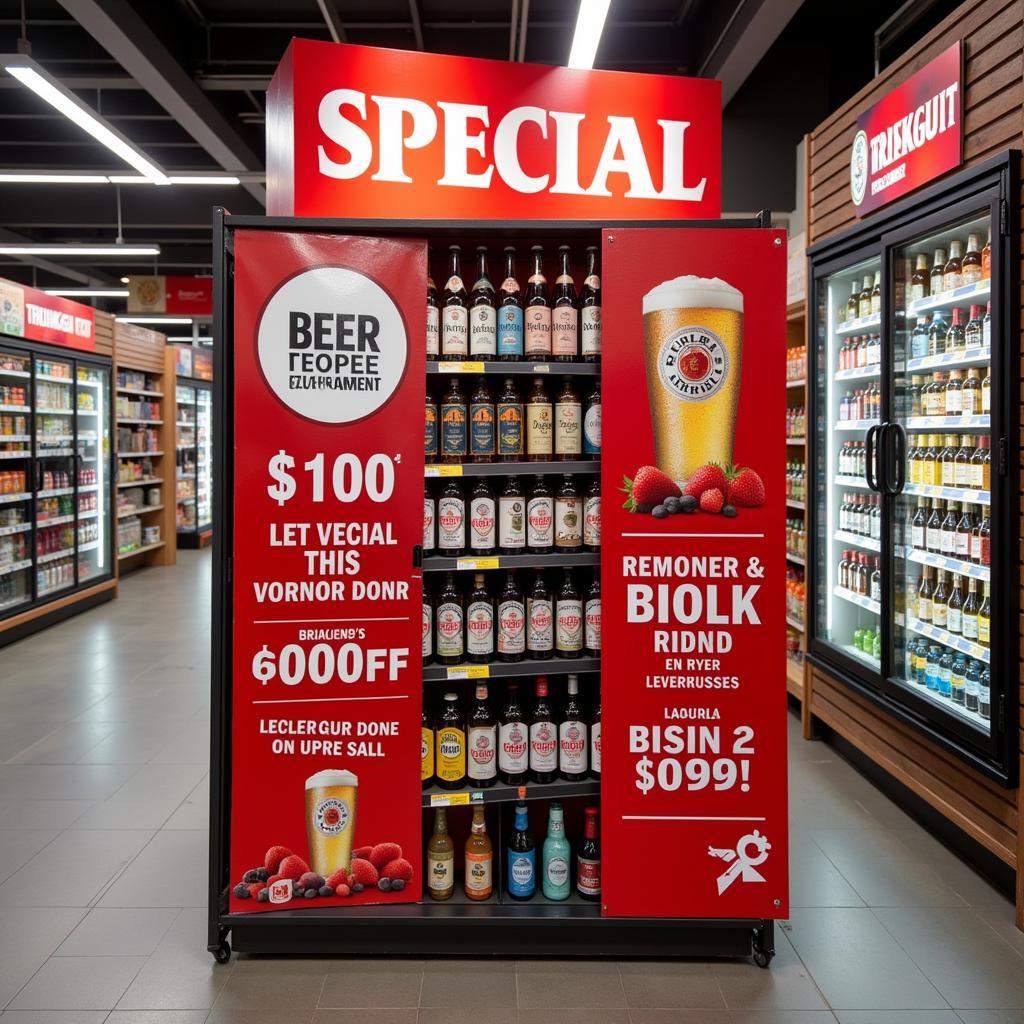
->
[0, 549, 1022, 1023]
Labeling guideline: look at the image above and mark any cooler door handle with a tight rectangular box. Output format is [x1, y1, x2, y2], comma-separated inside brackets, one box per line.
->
[887, 423, 907, 495]
[864, 423, 882, 492]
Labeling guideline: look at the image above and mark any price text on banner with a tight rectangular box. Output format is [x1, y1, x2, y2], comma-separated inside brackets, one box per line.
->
[229, 230, 425, 912]
[600, 228, 788, 919]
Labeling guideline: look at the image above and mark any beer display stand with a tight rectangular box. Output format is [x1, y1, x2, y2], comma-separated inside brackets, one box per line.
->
[209, 210, 778, 964]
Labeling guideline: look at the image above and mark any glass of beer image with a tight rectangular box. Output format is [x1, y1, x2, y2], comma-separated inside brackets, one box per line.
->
[305, 768, 358, 879]
[642, 276, 743, 484]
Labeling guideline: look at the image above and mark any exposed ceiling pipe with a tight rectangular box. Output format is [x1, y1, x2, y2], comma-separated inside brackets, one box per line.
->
[315, 0, 346, 43]
[516, 0, 530, 62]
[509, 0, 519, 61]
[407, 0, 424, 50]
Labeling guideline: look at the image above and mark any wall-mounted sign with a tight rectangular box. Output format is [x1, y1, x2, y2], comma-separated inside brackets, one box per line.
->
[266, 40, 721, 221]
[127, 275, 213, 316]
[850, 42, 961, 216]
[0, 276, 94, 351]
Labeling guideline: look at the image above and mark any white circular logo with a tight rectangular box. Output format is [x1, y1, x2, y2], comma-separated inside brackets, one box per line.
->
[256, 266, 407, 424]
[658, 326, 729, 402]
[850, 129, 869, 207]
[314, 796, 350, 836]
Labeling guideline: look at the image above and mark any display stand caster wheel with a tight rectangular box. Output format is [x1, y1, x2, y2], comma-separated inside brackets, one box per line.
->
[753, 946, 773, 968]
[211, 940, 231, 964]
[751, 924, 774, 968]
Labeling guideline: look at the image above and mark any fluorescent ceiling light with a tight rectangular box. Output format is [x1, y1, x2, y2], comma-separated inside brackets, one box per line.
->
[109, 174, 242, 186]
[0, 172, 109, 184]
[0, 244, 160, 256]
[567, 0, 611, 69]
[45, 288, 129, 297]
[2, 55, 171, 185]
[119, 316, 193, 325]
[168, 334, 211, 342]
[120, 276, 130, 284]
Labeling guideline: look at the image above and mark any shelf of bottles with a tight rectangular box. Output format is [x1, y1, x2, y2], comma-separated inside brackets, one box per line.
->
[420, 240, 603, 907]
[815, 256, 883, 667]
[116, 370, 164, 557]
[893, 213, 992, 733]
[0, 349, 31, 611]
[176, 383, 198, 531]
[785, 320, 807, 675]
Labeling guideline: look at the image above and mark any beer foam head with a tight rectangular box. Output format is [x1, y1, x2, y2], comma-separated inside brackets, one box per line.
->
[643, 275, 743, 315]
[305, 769, 358, 789]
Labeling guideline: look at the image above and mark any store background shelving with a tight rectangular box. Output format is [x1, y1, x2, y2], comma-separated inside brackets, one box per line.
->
[785, 294, 807, 708]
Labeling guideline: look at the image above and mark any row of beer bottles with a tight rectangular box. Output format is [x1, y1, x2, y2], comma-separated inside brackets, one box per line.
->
[428, 244, 601, 361]
[424, 677, 601, 789]
[427, 801, 600, 903]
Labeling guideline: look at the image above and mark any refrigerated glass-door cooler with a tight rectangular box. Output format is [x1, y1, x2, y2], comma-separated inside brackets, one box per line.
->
[807, 153, 1017, 784]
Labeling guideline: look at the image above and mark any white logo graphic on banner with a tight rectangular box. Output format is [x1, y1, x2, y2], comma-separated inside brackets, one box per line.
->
[257, 265, 407, 424]
[708, 830, 771, 895]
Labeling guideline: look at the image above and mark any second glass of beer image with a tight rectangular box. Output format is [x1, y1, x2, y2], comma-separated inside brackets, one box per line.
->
[642, 276, 743, 484]
[305, 768, 358, 879]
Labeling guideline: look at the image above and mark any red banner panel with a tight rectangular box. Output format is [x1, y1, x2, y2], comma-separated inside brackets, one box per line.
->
[600, 227, 788, 919]
[266, 40, 721, 221]
[0, 277, 94, 351]
[229, 230, 425, 912]
[128, 275, 213, 316]
[850, 42, 961, 216]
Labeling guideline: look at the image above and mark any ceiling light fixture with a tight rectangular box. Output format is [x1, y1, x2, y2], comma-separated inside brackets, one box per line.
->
[567, 0, 612, 69]
[44, 288, 130, 298]
[167, 335, 211, 342]
[0, 172, 109, 184]
[0, 244, 160, 256]
[109, 174, 242, 186]
[119, 316, 194, 325]
[2, 54, 171, 185]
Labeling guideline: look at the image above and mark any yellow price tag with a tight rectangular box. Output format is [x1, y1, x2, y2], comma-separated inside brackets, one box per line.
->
[430, 792, 471, 807]
[439, 361, 484, 373]
[456, 556, 499, 570]
[446, 664, 489, 680]
[425, 464, 463, 477]
[531, 363, 551, 373]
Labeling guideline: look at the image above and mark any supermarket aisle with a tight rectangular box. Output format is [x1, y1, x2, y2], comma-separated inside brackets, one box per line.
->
[0, 551, 1023, 1022]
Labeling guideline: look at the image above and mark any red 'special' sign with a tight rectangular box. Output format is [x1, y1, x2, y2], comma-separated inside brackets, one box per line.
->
[0, 276, 94, 351]
[599, 227, 788, 919]
[266, 40, 721, 221]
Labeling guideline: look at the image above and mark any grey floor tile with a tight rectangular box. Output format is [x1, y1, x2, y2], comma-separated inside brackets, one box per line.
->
[207, 1009, 316, 1024]
[789, 833, 865, 908]
[106, 1013, 209, 1024]
[0, 799, 95, 829]
[318, 962, 421, 1008]
[71, 764, 207, 830]
[5, 722, 113, 764]
[162, 777, 209, 830]
[55, 908, 180, 956]
[516, 962, 626, 1009]
[418, 1010, 515, 1024]
[0, 907, 85, 1007]
[714, 931, 827, 1010]
[955, 1012, 1024, 1023]
[314, 1012, 418, 1024]
[516, 1011, 631, 1024]
[420, 961, 515, 1007]
[618, 963, 724, 1010]
[213, 968, 325, 1013]
[98, 830, 206, 908]
[784, 910, 947, 1010]
[75, 723, 185, 766]
[835, 1012, 962, 1023]
[0, 1012, 109, 1023]
[0, 763, 140, 803]
[8, 955, 147, 1010]
[0, 830, 59, 884]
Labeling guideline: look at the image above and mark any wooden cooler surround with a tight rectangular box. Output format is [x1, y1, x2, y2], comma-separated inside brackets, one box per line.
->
[804, 0, 1024, 926]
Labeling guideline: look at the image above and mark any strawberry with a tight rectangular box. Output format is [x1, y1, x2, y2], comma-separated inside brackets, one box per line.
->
[683, 463, 728, 498]
[726, 466, 765, 507]
[699, 488, 724, 514]
[263, 845, 292, 875]
[621, 466, 680, 512]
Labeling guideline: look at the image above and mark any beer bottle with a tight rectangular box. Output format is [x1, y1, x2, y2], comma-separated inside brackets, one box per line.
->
[526, 570, 554, 659]
[496, 377, 523, 460]
[466, 572, 494, 664]
[464, 805, 493, 900]
[930, 247, 947, 295]
[554, 378, 582, 459]
[426, 260, 440, 358]
[585, 572, 601, 655]
[469, 245, 496, 359]
[440, 376, 467, 464]
[423, 483, 436, 553]
[467, 683, 497, 788]
[441, 244, 469, 359]
[590, 699, 602, 778]
[551, 245, 578, 360]
[983, 300, 992, 350]
[469, 478, 496, 555]
[424, 390, 438, 461]
[584, 476, 601, 551]
[846, 281, 859, 323]
[497, 571, 526, 663]
[498, 246, 524, 359]
[946, 574, 963, 635]
[910, 254, 930, 301]
[422, 579, 433, 663]
[527, 475, 554, 553]
[925, 500, 942, 554]
[469, 379, 495, 463]
[583, 379, 601, 458]
[507, 801, 536, 900]
[962, 233, 983, 285]
[858, 274, 872, 318]
[955, 503, 973, 562]
[555, 475, 582, 552]
[526, 377, 553, 460]
[931, 570, 948, 630]
[435, 572, 464, 665]
[498, 682, 529, 785]
[870, 270, 881, 315]
[977, 581, 990, 648]
[421, 701, 434, 788]
[962, 577, 979, 642]
[916, 567, 933, 622]
[529, 677, 557, 783]
[426, 807, 454, 900]
[962, 367, 981, 413]
[941, 500, 957, 557]
[435, 691, 466, 788]
[542, 801, 571, 900]
[576, 806, 601, 901]
[944, 240, 963, 291]
[946, 311, 965, 355]
[556, 569, 583, 657]
[498, 475, 526, 554]
[436, 479, 465, 556]
[580, 244, 601, 361]
[524, 245, 551, 358]
[909, 497, 926, 552]
[964, 306, 983, 352]
[559, 674, 588, 780]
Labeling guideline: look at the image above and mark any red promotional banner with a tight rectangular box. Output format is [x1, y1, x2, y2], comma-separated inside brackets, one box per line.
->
[128, 275, 213, 316]
[851, 42, 961, 216]
[229, 229, 425, 912]
[267, 40, 721, 221]
[0, 276, 94, 351]
[600, 227, 788, 919]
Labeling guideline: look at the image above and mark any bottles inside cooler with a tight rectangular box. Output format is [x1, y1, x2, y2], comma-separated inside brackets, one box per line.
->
[0, 349, 31, 612]
[196, 387, 213, 528]
[76, 363, 110, 582]
[176, 384, 197, 530]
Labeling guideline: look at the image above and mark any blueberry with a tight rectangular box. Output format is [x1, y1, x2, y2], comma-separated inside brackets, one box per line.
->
[663, 496, 682, 513]
[232, 883, 249, 899]
[679, 494, 698, 512]
[651, 504, 668, 519]
[353, 882, 365, 893]
[256, 888, 269, 902]
[722, 505, 738, 518]
[256, 867, 269, 883]
[319, 885, 334, 898]
[304, 887, 318, 898]
[635, 502, 653, 513]
[378, 877, 392, 891]
[242, 869, 261, 884]
[390, 878, 406, 892]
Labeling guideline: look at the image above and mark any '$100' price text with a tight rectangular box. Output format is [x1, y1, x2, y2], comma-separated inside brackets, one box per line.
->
[252, 643, 409, 686]
[267, 450, 397, 507]
[631, 724, 756, 795]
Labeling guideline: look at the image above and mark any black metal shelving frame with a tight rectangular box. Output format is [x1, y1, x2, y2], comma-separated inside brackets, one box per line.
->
[210, 210, 777, 965]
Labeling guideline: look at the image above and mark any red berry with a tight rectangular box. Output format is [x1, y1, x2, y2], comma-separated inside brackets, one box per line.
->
[353, 845, 374, 861]
[297, 871, 325, 892]
[382, 858, 414, 882]
[277, 855, 309, 881]
[247, 883, 264, 899]
[263, 845, 292, 875]
[335, 883, 351, 897]
[699, 488, 724, 514]
[727, 467, 766, 508]
[621, 465, 680, 512]
[325, 868, 349, 891]
[369, 842, 403, 870]
[350, 858, 379, 888]
[683, 464, 728, 499]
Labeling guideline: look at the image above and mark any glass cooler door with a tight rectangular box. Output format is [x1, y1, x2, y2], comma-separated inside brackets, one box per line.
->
[196, 385, 212, 530]
[887, 208, 994, 739]
[176, 383, 197, 532]
[0, 346, 33, 614]
[75, 361, 110, 584]
[812, 253, 884, 677]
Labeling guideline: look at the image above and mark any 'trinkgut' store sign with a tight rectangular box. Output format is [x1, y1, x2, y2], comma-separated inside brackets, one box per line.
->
[266, 40, 721, 220]
[850, 42, 962, 216]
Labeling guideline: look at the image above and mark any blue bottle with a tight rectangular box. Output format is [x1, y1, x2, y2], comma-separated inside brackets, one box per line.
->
[507, 801, 535, 900]
[498, 246, 524, 359]
[542, 800, 571, 901]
